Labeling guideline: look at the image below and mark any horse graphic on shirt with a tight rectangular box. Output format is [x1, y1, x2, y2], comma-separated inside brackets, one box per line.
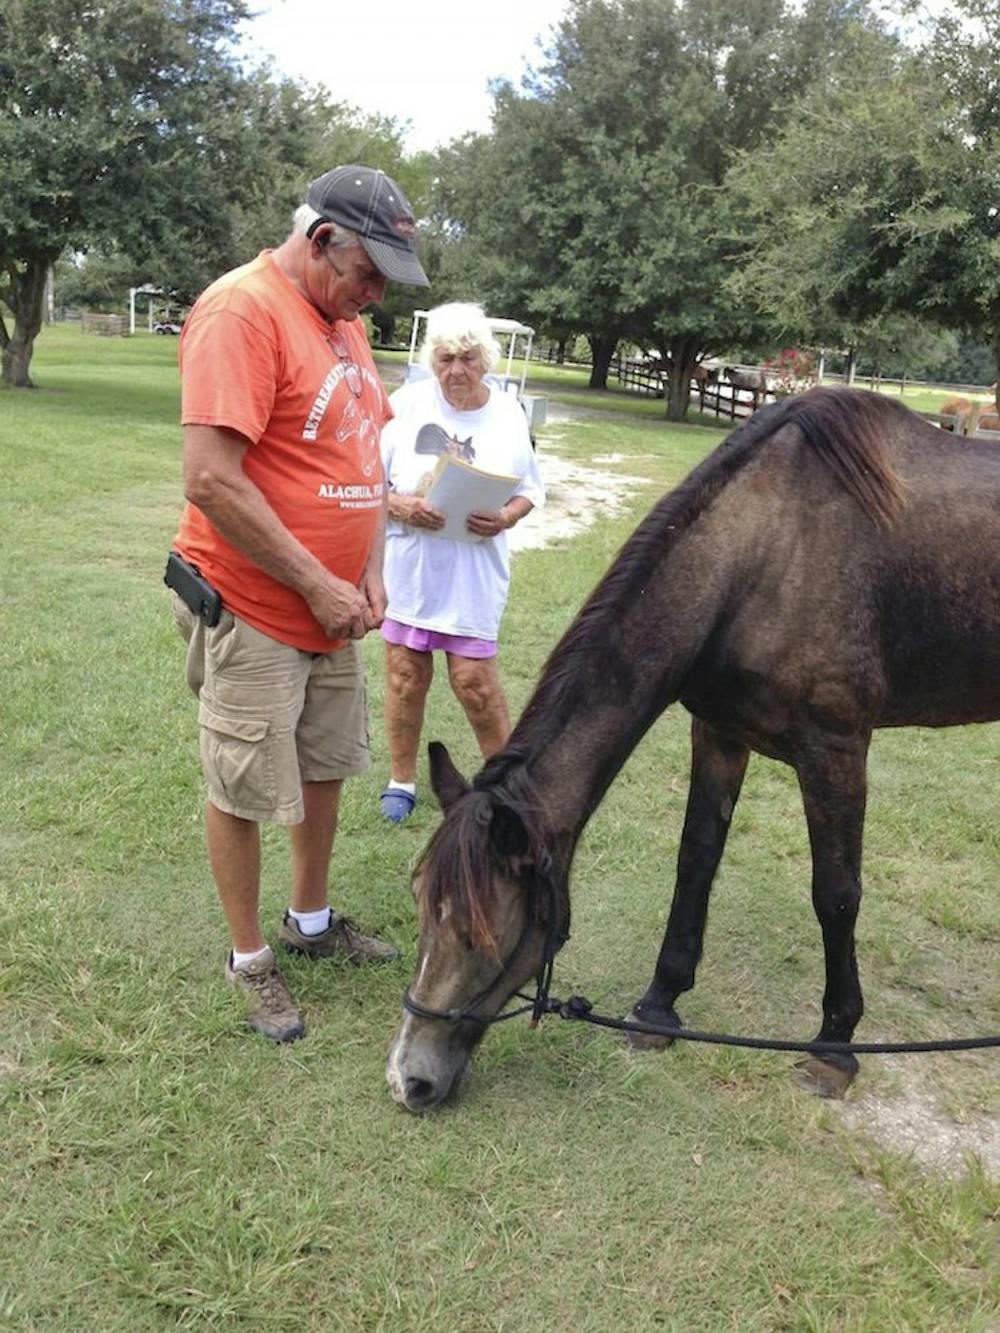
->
[414, 423, 476, 463]
[336, 398, 380, 478]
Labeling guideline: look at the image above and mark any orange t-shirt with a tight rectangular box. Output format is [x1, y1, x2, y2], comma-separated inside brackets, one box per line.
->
[174, 251, 391, 652]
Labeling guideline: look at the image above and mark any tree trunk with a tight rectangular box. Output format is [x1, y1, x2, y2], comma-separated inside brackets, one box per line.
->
[663, 337, 701, 421]
[845, 346, 857, 386]
[587, 332, 618, 389]
[992, 321, 1000, 413]
[556, 337, 567, 364]
[1, 254, 53, 389]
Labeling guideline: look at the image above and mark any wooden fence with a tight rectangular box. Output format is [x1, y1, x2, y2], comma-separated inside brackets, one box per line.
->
[603, 356, 998, 433]
[693, 381, 766, 421]
[613, 358, 769, 418]
[81, 313, 128, 336]
[614, 358, 667, 396]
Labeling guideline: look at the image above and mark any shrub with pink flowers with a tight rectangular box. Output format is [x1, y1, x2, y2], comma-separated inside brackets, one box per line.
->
[763, 348, 816, 396]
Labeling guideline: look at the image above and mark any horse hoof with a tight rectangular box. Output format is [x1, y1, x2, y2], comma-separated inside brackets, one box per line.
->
[793, 1055, 858, 1099]
[624, 1006, 679, 1052]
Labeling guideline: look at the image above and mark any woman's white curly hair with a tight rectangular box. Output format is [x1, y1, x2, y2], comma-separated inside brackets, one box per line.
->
[419, 302, 500, 372]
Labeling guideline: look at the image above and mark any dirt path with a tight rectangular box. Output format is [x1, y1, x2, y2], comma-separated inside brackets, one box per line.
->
[509, 427, 653, 552]
[373, 363, 655, 553]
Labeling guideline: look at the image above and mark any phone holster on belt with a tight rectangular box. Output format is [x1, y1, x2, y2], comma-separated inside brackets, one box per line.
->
[164, 551, 223, 627]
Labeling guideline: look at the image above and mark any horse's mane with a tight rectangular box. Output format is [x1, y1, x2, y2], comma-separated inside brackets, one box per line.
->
[516, 387, 908, 742]
[420, 388, 910, 950]
[793, 387, 909, 528]
[420, 752, 556, 956]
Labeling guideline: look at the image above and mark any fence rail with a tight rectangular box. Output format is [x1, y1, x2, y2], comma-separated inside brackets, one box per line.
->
[694, 381, 761, 422]
[81, 313, 129, 337]
[614, 358, 667, 396]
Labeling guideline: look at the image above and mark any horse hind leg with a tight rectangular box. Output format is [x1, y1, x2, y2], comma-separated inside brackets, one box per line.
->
[793, 738, 870, 1098]
[628, 720, 750, 1051]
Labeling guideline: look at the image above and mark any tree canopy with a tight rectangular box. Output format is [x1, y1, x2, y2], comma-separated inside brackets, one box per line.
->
[5, 0, 997, 399]
[0, 0, 422, 386]
[727, 0, 1000, 402]
[422, 0, 902, 415]
[1, 0, 252, 383]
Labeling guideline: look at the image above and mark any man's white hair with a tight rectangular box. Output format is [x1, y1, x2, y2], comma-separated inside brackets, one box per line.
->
[419, 302, 500, 371]
[291, 203, 358, 250]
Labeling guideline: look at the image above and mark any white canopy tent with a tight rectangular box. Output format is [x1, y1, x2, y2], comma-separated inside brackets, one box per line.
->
[128, 284, 160, 334]
[407, 311, 536, 398]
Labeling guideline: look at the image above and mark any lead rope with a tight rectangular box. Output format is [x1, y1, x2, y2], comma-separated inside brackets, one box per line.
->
[518, 868, 1000, 1054]
[527, 994, 1000, 1055]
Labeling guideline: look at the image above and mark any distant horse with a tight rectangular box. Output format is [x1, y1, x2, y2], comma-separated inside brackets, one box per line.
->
[938, 400, 1000, 434]
[938, 397, 974, 418]
[723, 365, 770, 393]
[691, 364, 720, 385]
[387, 388, 1000, 1113]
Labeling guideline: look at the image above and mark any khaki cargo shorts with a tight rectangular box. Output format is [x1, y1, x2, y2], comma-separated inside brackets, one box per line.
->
[172, 595, 370, 824]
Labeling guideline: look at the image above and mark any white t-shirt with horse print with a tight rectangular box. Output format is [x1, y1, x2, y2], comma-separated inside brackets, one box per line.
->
[380, 377, 545, 640]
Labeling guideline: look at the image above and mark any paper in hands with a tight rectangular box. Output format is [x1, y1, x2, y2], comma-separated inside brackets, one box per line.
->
[423, 455, 519, 543]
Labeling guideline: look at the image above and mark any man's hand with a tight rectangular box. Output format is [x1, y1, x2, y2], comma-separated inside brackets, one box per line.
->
[359, 567, 387, 631]
[305, 571, 372, 640]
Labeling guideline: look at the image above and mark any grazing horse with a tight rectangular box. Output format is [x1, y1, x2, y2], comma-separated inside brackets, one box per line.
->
[387, 388, 1000, 1114]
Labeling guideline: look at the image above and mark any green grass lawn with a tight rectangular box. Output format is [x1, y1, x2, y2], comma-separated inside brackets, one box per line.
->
[2, 326, 998, 1330]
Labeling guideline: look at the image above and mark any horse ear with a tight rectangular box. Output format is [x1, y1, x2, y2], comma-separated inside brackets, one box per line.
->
[428, 742, 470, 810]
[488, 802, 531, 861]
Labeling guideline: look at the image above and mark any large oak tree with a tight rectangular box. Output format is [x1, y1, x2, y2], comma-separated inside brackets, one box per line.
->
[428, 0, 897, 416]
[728, 1, 1000, 407]
[1, 0, 253, 386]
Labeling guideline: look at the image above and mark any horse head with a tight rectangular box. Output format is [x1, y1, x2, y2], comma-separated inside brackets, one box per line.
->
[386, 743, 566, 1113]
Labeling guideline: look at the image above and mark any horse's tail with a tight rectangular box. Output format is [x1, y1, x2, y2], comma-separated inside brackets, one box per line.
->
[789, 387, 909, 529]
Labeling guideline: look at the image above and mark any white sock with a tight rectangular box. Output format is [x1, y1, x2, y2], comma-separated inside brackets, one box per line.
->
[387, 780, 416, 795]
[231, 944, 271, 969]
[287, 906, 332, 936]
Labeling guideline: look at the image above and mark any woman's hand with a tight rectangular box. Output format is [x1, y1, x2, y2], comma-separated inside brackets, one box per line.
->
[466, 506, 511, 538]
[395, 494, 445, 530]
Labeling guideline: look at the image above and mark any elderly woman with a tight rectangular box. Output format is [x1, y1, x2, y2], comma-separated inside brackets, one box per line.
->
[377, 302, 545, 822]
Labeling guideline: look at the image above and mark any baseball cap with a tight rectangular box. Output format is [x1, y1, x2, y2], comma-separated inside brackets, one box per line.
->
[306, 165, 430, 287]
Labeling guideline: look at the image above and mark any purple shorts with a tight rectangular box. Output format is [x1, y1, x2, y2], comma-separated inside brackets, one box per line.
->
[381, 618, 497, 659]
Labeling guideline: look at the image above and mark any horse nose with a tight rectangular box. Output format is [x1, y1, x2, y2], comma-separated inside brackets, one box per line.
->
[403, 1074, 438, 1110]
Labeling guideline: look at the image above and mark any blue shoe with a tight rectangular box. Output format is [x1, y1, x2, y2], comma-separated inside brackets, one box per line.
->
[380, 787, 416, 823]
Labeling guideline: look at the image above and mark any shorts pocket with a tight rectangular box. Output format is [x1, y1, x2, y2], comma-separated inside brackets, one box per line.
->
[204, 610, 239, 670]
[198, 702, 276, 811]
[170, 591, 196, 641]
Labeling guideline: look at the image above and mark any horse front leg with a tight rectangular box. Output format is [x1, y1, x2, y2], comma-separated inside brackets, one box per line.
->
[794, 737, 870, 1098]
[628, 719, 750, 1050]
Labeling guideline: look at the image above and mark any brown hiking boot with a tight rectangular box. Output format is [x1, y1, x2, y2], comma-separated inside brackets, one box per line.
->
[279, 910, 400, 963]
[226, 946, 305, 1042]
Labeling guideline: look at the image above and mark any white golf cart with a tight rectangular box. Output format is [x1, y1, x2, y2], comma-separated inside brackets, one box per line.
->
[405, 310, 548, 442]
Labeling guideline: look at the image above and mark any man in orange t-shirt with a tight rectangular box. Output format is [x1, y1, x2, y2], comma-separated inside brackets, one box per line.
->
[169, 166, 429, 1043]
